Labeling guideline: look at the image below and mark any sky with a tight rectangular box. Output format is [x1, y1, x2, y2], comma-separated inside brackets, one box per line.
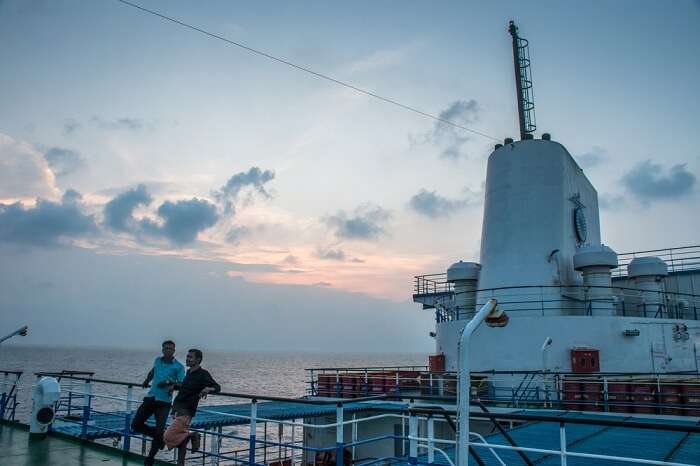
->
[0, 0, 698, 351]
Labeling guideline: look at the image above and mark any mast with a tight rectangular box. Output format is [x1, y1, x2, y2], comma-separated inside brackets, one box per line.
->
[508, 21, 536, 140]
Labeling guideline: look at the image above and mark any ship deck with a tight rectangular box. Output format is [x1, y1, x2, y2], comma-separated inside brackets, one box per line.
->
[405, 410, 700, 466]
[0, 421, 155, 465]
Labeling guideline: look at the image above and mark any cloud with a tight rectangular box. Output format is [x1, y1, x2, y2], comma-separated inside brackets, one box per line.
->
[91, 116, 146, 131]
[225, 225, 251, 245]
[0, 190, 97, 246]
[63, 119, 81, 135]
[0, 132, 59, 199]
[411, 99, 481, 159]
[409, 189, 471, 218]
[103, 184, 152, 232]
[145, 199, 219, 245]
[214, 167, 275, 214]
[324, 203, 391, 240]
[44, 147, 85, 176]
[103, 185, 218, 245]
[575, 146, 607, 169]
[343, 46, 410, 74]
[317, 248, 346, 261]
[598, 193, 627, 211]
[622, 160, 696, 203]
[282, 254, 300, 266]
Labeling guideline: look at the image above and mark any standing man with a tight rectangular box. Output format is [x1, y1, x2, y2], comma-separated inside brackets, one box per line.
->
[131, 340, 185, 466]
[164, 348, 221, 465]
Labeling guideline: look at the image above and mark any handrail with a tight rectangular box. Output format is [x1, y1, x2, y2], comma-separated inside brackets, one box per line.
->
[418, 283, 700, 300]
[36, 372, 388, 404]
[308, 365, 428, 371]
[311, 367, 699, 377]
[0, 370, 23, 376]
[395, 406, 700, 434]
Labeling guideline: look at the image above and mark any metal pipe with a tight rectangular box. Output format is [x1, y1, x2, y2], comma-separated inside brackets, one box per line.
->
[457, 299, 498, 466]
[0, 325, 28, 344]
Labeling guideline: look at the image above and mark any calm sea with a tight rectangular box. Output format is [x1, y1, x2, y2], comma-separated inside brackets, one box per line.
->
[0, 345, 427, 421]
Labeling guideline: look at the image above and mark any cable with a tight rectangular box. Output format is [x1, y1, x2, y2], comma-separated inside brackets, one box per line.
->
[115, 0, 499, 141]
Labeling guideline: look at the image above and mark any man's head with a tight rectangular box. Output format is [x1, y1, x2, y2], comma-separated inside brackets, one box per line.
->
[186, 348, 203, 368]
[162, 340, 176, 359]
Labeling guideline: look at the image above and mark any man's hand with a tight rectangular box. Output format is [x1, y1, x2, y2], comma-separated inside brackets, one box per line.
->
[199, 387, 215, 399]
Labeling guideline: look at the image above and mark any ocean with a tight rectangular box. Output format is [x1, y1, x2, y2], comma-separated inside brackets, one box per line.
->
[0, 345, 427, 422]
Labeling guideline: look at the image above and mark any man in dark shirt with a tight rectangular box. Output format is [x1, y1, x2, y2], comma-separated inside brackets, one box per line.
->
[163, 348, 220, 465]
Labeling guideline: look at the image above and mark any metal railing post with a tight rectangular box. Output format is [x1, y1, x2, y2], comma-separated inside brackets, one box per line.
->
[351, 413, 357, 463]
[559, 422, 567, 466]
[81, 381, 92, 438]
[123, 384, 133, 452]
[603, 377, 609, 412]
[408, 413, 418, 464]
[249, 399, 258, 466]
[210, 426, 221, 466]
[336, 403, 344, 466]
[427, 415, 435, 464]
[310, 369, 315, 396]
[123, 411, 132, 451]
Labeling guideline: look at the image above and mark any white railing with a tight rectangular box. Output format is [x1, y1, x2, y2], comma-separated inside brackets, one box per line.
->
[26, 372, 700, 466]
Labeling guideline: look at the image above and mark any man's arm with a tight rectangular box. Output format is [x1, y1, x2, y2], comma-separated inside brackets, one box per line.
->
[200, 371, 221, 398]
[142, 368, 154, 388]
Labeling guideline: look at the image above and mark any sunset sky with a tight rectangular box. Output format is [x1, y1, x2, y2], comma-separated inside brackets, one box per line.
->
[1, 0, 698, 351]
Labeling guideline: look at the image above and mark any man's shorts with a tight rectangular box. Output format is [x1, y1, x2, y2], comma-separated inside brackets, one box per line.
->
[164, 414, 192, 449]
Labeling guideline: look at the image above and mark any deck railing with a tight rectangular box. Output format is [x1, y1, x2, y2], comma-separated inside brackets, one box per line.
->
[25, 371, 700, 466]
[414, 284, 700, 321]
[0, 370, 22, 421]
[414, 245, 700, 297]
[615, 244, 700, 277]
[305, 367, 700, 417]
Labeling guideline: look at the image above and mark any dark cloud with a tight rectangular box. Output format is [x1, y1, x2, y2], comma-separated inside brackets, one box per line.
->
[433, 99, 480, 159]
[103, 184, 152, 232]
[44, 147, 85, 176]
[437, 100, 480, 127]
[103, 185, 218, 245]
[324, 204, 390, 240]
[622, 160, 696, 203]
[0, 190, 97, 246]
[214, 167, 275, 214]
[63, 119, 81, 136]
[143, 199, 219, 245]
[317, 248, 346, 261]
[91, 116, 146, 131]
[575, 146, 606, 169]
[409, 189, 471, 218]
[225, 225, 251, 245]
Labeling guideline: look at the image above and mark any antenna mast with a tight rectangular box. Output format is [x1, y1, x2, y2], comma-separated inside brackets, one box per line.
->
[508, 21, 536, 140]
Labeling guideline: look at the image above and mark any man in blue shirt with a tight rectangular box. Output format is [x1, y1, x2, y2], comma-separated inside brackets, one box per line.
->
[131, 340, 186, 466]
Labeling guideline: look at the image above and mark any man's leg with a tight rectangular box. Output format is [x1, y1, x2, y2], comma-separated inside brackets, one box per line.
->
[131, 397, 157, 438]
[144, 402, 170, 462]
[177, 440, 188, 466]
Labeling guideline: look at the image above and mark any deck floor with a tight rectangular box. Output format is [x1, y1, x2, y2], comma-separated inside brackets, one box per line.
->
[0, 422, 149, 466]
